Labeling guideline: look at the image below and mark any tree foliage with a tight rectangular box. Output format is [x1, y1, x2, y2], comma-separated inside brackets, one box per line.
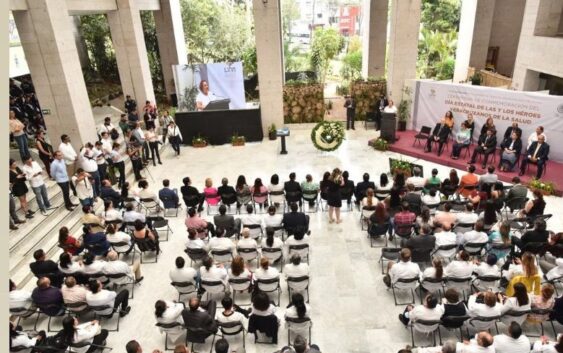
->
[421, 0, 461, 33]
[140, 11, 164, 95]
[79, 14, 119, 82]
[341, 50, 362, 80]
[282, 0, 300, 41]
[310, 27, 344, 83]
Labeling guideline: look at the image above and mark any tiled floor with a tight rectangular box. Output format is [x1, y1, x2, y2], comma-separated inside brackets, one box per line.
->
[24, 125, 563, 353]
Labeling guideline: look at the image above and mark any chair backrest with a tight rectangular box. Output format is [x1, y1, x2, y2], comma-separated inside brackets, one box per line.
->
[395, 276, 420, 285]
[105, 219, 122, 226]
[217, 320, 244, 335]
[220, 193, 237, 205]
[211, 249, 233, 256]
[88, 304, 113, 316]
[285, 316, 312, 331]
[395, 223, 415, 237]
[435, 244, 458, 252]
[287, 275, 310, 289]
[228, 277, 251, 291]
[381, 247, 401, 260]
[522, 242, 547, 256]
[445, 276, 472, 284]
[269, 190, 284, 196]
[200, 280, 225, 293]
[171, 281, 197, 294]
[503, 310, 531, 317]
[152, 218, 168, 228]
[156, 322, 184, 331]
[440, 315, 470, 328]
[420, 126, 432, 135]
[256, 277, 280, 291]
[65, 301, 88, 311]
[185, 247, 208, 261]
[302, 189, 318, 198]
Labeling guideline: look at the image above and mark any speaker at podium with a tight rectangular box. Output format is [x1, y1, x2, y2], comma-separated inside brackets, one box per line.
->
[380, 112, 397, 143]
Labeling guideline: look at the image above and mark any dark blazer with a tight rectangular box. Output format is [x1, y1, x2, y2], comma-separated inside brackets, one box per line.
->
[403, 192, 422, 212]
[354, 181, 376, 200]
[477, 133, 497, 150]
[341, 180, 355, 198]
[31, 286, 64, 316]
[284, 180, 302, 202]
[503, 126, 522, 141]
[402, 234, 436, 262]
[378, 98, 388, 111]
[159, 187, 179, 209]
[501, 137, 522, 155]
[217, 185, 237, 203]
[181, 185, 201, 199]
[526, 142, 550, 161]
[282, 211, 309, 234]
[431, 123, 451, 142]
[30, 260, 59, 278]
[100, 186, 121, 207]
[213, 214, 239, 235]
[507, 184, 527, 201]
[182, 308, 218, 337]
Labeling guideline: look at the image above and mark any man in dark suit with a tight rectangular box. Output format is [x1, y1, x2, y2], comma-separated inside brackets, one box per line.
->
[403, 183, 422, 214]
[354, 173, 376, 205]
[282, 202, 310, 236]
[31, 277, 64, 316]
[158, 179, 179, 209]
[124, 95, 137, 113]
[344, 95, 356, 130]
[100, 179, 121, 208]
[469, 128, 497, 168]
[217, 178, 237, 206]
[502, 122, 522, 141]
[182, 298, 217, 342]
[505, 177, 528, 205]
[29, 249, 63, 287]
[401, 224, 436, 263]
[213, 205, 241, 237]
[284, 172, 302, 206]
[519, 135, 549, 178]
[425, 119, 451, 156]
[375, 94, 388, 131]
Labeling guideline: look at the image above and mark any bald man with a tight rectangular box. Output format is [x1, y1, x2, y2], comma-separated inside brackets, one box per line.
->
[458, 332, 494, 353]
[181, 298, 217, 342]
[31, 277, 64, 316]
[103, 250, 143, 284]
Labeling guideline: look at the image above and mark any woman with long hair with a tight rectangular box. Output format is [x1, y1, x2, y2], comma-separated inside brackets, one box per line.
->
[251, 177, 268, 207]
[261, 227, 284, 263]
[10, 158, 33, 219]
[529, 283, 555, 324]
[285, 293, 310, 319]
[375, 173, 391, 199]
[519, 189, 546, 219]
[506, 252, 542, 296]
[361, 188, 378, 219]
[480, 200, 499, 228]
[132, 219, 160, 254]
[444, 110, 455, 129]
[421, 257, 444, 293]
[268, 174, 285, 207]
[488, 221, 512, 261]
[499, 282, 531, 325]
[58, 226, 83, 256]
[9, 322, 46, 351]
[480, 116, 496, 136]
[61, 316, 108, 353]
[326, 168, 344, 223]
[154, 299, 184, 340]
[58, 252, 83, 275]
[235, 175, 251, 209]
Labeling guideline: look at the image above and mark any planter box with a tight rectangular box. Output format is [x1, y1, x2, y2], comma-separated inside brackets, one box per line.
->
[232, 141, 245, 146]
[268, 132, 277, 140]
[391, 167, 412, 178]
[192, 142, 207, 148]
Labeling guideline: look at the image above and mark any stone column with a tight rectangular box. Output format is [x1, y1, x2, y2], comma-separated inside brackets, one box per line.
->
[154, 0, 187, 99]
[387, 0, 421, 102]
[361, 0, 388, 79]
[107, 0, 155, 106]
[453, 0, 496, 83]
[253, 0, 284, 133]
[12, 0, 97, 150]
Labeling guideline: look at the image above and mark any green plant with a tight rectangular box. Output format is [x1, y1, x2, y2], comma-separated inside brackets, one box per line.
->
[397, 86, 412, 122]
[310, 121, 345, 152]
[373, 138, 389, 151]
[231, 133, 246, 144]
[309, 27, 344, 84]
[528, 178, 556, 195]
[470, 72, 482, 85]
[191, 134, 208, 145]
[268, 124, 277, 133]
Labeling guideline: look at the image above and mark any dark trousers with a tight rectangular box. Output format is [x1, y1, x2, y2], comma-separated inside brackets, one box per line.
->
[471, 146, 494, 165]
[425, 137, 444, 154]
[39, 154, 52, 178]
[131, 158, 143, 181]
[98, 163, 107, 183]
[114, 289, 129, 311]
[141, 142, 149, 163]
[201, 300, 217, 319]
[89, 170, 101, 198]
[452, 142, 468, 158]
[520, 158, 545, 178]
[169, 136, 181, 155]
[57, 181, 73, 208]
[85, 329, 109, 353]
[346, 109, 355, 129]
[113, 161, 126, 188]
[148, 141, 161, 165]
[375, 111, 382, 130]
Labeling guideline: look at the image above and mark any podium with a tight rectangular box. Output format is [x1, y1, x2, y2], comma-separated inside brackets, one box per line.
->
[276, 127, 290, 154]
[204, 99, 231, 111]
[380, 112, 397, 143]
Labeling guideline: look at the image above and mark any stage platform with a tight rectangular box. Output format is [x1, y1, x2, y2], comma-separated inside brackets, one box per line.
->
[389, 130, 563, 196]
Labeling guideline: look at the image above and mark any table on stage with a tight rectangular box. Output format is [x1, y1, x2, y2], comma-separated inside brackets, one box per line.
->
[175, 108, 263, 145]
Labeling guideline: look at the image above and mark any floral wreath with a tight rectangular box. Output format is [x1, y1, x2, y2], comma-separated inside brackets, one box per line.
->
[311, 121, 345, 152]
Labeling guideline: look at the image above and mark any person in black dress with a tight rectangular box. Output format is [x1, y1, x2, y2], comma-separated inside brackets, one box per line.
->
[10, 158, 34, 219]
[327, 168, 344, 224]
[35, 131, 53, 178]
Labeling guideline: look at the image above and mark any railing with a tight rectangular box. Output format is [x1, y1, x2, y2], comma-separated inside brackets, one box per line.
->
[467, 67, 513, 88]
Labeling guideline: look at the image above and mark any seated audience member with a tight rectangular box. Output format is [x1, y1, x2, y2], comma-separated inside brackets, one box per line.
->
[58, 252, 84, 275]
[519, 135, 550, 178]
[9, 321, 46, 351]
[154, 299, 184, 340]
[180, 177, 204, 212]
[340, 171, 355, 205]
[369, 202, 392, 237]
[9, 279, 33, 311]
[467, 291, 501, 330]
[280, 335, 322, 353]
[251, 177, 269, 207]
[58, 226, 83, 256]
[527, 125, 547, 149]
[425, 118, 451, 156]
[415, 207, 434, 232]
[208, 228, 235, 258]
[493, 322, 530, 353]
[398, 293, 444, 327]
[301, 174, 319, 206]
[460, 332, 495, 353]
[235, 175, 251, 208]
[433, 224, 457, 259]
[217, 177, 237, 206]
[186, 228, 209, 252]
[254, 257, 280, 292]
[262, 227, 284, 262]
[284, 254, 310, 292]
[170, 256, 198, 285]
[529, 283, 555, 323]
[354, 173, 375, 205]
[451, 121, 471, 159]
[203, 178, 221, 206]
[30, 249, 63, 287]
[285, 230, 310, 260]
[132, 219, 160, 254]
[181, 297, 218, 340]
[505, 176, 527, 204]
[361, 188, 378, 219]
[459, 220, 488, 250]
[200, 257, 228, 287]
[241, 205, 263, 239]
[60, 316, 108, 353]
[480, 116, 496, 136]
[82, 252, 107, 281]
[441, 288, 467, 323]
[545, 258, 563, 281]
[250, 290, 276, 317]
[159, 179, 180, 209]
[498, 282, 531, 326]
[122, 202, 146, 224]
[499, 131, 522, 172]
[421, 257, 444, 292]
[138, 179, 159, 205]
[402, 224, 435, 263]
[391, 202, 416, 237]
[80, 205, 105, 233]
[502, 122, 522, 142]
[406, 167, 426, 189]
[532, 335, 563, 353]
[518, 190, 546, 219]
[467, 183, 489, 211]
[100, 179, 121, 209]
[228, 255, 253, 283]
[216, 297, 246, 333]
[285, 293, 310, 321]
[185, 207, 215, 238]
[104, 250, 143, 283]
[61, 276, 88, 312]
[472, 254, 500, 291]
[421, 188, 441, 206]
[238, 228, 258, 254]
[506, 252, 542, 296]
[479, 166, 498, 186]
[86, 278, 130, 317]
[376, 173, 391, 198]
[487, 221, 512, 261]
[268, 174, 285, 207]
[32, 277, 65, 316]
[403, 183, 422, 212]
[97, 200, 122, 225]
[424, 168, 441, 191]
[514, 218, 549, 253]
[457, 165, 478, 198]
[434, 202, 457, 229]
[282, 202, 310, 236]
[106, 223, 133, 254]
[284, 172, 303, 206]
[455, 203, 479, 227]
[444, 250, 474, 278]
[214, 204, 241, 238]
[385, 248, 421, 288]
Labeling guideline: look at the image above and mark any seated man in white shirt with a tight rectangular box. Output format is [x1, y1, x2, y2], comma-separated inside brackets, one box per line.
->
[467, 291, 502, 331]
[240, 204, 263, 240]
[105, 224, 133, 254]
[185, 228, 210, 252]
[458, 220, 488, 252]
[86, 279, 131, 317]
[216, 296, 247, 334]
[208, 228, 235, 261]
[237, 228, 258, 250]
[406, 167, 426, 189]
[283, 254, 310, 293]
[122, 203, 146, 224]
[444, 250, 474, 279]
[434, 224, 458, 259]
[103, 250, 143, 285]
[454, 203, 480, 234]
[9, 279, 33, 311]
[493, 322, 530, 353]
[61, 276, 88, 312]
[169, 256, 198, 285]
[254, 257, 280, 292]
[458, 332, 495, 353]
[473, 254, 501, 292]
[385, 248, 421, 288]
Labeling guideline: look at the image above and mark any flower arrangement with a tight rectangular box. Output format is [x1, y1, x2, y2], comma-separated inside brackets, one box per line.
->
[311, 121, 345, 152]
[528, 178, 556, 195]
[390, 158, 413, 177]
[231, 133, 246, 146]
[372, 137, 389, 151]
[191, 134, 208, 148]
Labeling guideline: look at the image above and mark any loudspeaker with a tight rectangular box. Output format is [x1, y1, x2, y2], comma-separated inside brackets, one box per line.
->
[380, 112, 397, 143]
[170, 93, 178, 108]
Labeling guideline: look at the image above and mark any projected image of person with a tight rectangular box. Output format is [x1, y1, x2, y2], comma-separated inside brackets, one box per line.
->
[196, 80, 217, 111]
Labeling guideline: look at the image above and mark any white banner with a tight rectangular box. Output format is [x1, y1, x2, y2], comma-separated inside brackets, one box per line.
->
[414, 81, 563, 162]
[172, 62, 246, 111]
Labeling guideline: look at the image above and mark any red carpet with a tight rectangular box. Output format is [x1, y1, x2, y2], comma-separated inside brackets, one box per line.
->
[388, 130, 563, 196]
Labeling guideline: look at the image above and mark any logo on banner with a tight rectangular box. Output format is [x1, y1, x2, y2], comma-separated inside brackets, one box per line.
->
[224, 63, 236, 73]
[429, 88, 436, 99]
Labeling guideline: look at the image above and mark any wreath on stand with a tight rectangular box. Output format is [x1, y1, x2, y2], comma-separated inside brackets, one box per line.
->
[311, 121, 345, 152]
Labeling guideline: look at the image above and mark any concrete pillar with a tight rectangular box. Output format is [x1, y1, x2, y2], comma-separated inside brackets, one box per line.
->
[154, 0, 187, 99]
[361, 0, 388, 79]
[107, 0, 155, 106]
[12, 0, 97, 150]
[71, 16, 90, 69]
[453, 0, 496, 83]
[387, 0, 421, 102]
[252, 0, 284, 133]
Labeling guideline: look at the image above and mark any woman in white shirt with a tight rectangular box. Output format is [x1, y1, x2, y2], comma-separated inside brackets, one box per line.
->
[81, 252, 106, 276]
[185, 228, 209, 252]
[61, 316, 108, 353]
[250, 291, 277, 317]
[154, 299, 184, 340]
[361, 188, 378, 219]
[228, 256, 253, 294]
[531, 335, 562, 353]
[105, 224, 133, 253]
[240, 205, 263, 240]
[398, 293, 444, 333]
[285, 293, 311, 338]
[498, 282, 531, 326]
[254, 257, 280, 292]
[268, 174, 285, 207]
[444, 250, 474, 279]
[421, 188, 441, 206]
[97, 200, 122, 225]
[261, 228, 284, 263]
[10, 322, 44, 352]
[58, 252, 84, 275]
[467, 291, 502, 331]
[200, 257, 228, 289]
[383, 100, 398, 114]
[421, 258, 444, 294]
[237, 228, 258, 262]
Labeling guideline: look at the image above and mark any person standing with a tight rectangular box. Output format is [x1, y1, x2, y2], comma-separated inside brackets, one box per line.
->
[58, 134, 78, 197]
[93, 141, 108, 183]
[35, 130, 53, 178]
[344, 95, 356, 130]
[376, 94, 388, 131]
[22, 155, 53, 216]
[10, 110, 30, 160]
[72, 168, 94, 207]
[10, 192, 25, 230]
[327, 168, 344, 224]
[10, 159, 34, 219]
[145, 126, 162, 166]
[160, 110, 174, 143]
[109, 143, 126, 188]
[132, 122, 148, 164]
[51, 151, 77, 211]
[124, 94, 137, 113]
[80, 143, 101, 198]
[167, 121, 182, 156]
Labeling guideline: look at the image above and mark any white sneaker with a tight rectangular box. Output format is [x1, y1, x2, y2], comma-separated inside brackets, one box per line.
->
[41, 210, 48, 216]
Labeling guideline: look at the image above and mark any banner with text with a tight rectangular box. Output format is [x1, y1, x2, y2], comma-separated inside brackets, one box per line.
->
[415, 81, 563, 162]
[172, 62, 246, 112]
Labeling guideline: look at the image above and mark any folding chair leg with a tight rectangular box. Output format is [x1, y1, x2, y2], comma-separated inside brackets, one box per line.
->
[410, 325, 415, 347]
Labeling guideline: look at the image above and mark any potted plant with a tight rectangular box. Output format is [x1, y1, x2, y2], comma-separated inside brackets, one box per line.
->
[231, 133, 246, 146]
[372, 137, 389, 151]
[397, 86, 412, 131]
[470, 72, 482, 86]
[528, 178, 556, 196]
[390, 158, 413, 178]
[268, 124, 277, 140]
[191, 134, 208, 148]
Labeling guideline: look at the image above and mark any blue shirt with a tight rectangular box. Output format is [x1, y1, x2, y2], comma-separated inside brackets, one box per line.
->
[50, 159, 68, 183]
